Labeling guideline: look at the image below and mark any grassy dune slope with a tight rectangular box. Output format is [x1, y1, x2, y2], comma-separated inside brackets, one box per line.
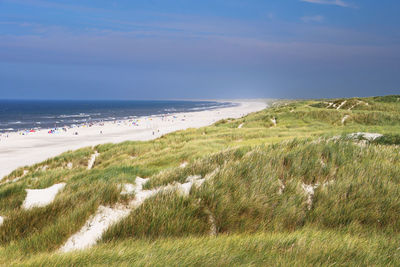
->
[1, 95, 400, 266]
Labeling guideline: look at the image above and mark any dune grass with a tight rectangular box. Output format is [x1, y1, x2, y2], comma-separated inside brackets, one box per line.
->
[4, 229, 400, 266]
[0, 95, 399, 265]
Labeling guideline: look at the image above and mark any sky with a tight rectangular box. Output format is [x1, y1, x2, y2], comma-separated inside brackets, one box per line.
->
[0, 0, 399, 100]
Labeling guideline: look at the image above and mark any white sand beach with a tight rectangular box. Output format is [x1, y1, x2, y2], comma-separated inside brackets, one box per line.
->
[0, 101, 266, 180]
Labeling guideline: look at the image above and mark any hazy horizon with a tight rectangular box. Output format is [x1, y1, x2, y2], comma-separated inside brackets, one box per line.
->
[0, 95, 395, 101]
[1, 0, 399, 100]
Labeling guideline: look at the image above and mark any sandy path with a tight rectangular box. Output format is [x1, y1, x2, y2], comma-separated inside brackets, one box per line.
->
[87, 151, 99, 170]
[60, 175, 207, 252]
[0, 101, 266, 180]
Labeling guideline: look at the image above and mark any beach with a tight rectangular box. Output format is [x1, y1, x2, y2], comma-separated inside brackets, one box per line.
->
[0, 101, 266, 179]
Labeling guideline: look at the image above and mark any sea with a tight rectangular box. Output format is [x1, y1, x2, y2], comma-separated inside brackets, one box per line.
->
[0, 100, 236, 133]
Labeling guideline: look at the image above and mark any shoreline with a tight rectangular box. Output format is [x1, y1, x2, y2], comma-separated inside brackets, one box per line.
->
[0, 100, 237, 134]
[0, 101, 267, 180]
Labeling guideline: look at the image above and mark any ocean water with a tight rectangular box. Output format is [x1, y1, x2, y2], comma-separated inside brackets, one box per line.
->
[0, 100, 235, 133]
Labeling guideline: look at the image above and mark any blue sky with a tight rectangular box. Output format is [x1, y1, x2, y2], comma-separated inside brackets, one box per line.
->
[0, 0, 399, 99]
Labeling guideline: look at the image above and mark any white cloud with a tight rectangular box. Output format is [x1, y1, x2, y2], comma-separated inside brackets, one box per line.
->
[301, 15, 324, 23]
[300, 0, 351, 7]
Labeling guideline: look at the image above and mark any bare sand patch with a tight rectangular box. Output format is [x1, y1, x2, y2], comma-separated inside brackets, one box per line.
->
[271, 117, 277, 126]
[341, 115, 350, 125]
[22, 183, 66, 210]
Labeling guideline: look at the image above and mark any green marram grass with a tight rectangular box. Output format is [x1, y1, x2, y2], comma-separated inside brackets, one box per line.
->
[1, 95, 400, 266]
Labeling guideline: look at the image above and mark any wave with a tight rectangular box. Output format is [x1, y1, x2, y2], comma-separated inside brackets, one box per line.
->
[58, 113, 91, 118]
[187, 103, 235, 111]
